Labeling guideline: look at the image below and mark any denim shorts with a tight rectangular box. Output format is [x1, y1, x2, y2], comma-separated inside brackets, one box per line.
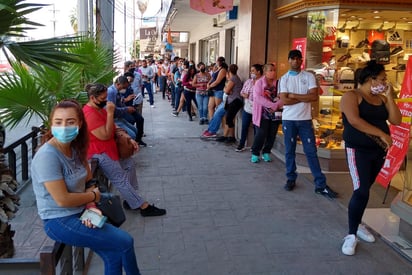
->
[213, 90, 224, 99]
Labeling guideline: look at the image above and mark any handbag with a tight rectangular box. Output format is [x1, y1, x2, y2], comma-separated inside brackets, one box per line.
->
[96, 193, 126, 227]
[115, 128, 135, 159]
[206, 89, 214, 97]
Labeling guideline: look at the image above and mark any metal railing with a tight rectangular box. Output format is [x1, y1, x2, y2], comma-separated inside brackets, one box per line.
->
[3, 126, 41, 192]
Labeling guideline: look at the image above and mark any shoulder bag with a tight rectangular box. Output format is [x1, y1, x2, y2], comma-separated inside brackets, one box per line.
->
[115, 128, 135, 159]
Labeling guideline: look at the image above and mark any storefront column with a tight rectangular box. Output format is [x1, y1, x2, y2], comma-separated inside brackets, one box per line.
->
[236, 0, 274, 146]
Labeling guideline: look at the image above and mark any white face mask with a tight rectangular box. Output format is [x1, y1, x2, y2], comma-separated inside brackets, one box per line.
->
[250, 73, 256, 79]
[119, 89, 127, 94]
[371, 83, 387, 95]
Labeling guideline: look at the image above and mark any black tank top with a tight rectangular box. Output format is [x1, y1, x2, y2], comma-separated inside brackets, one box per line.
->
[211, 68, 226, 91]
[342, 97, 389, 150]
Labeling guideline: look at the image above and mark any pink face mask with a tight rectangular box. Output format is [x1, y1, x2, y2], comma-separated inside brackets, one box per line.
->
[371, 83, 387, 95]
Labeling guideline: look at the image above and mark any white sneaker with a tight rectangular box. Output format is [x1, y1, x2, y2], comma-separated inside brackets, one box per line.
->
[150, 105, 155, 108]
[357, 224, 375, 243]
[342, 234, 358, 256]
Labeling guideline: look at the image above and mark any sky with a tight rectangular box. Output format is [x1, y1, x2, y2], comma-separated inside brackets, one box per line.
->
[24, 0, 168, 60]
[25, 0, 77, 39]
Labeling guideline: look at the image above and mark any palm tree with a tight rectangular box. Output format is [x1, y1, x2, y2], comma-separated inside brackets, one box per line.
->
[0, 1, 117, 258]
[0, 0, 118, 129]
[0, 36, 118, 129]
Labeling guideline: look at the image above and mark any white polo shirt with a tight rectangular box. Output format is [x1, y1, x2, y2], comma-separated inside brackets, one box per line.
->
[279, 71, 317, 121]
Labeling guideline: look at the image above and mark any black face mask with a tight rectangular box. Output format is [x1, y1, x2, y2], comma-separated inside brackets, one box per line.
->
[200, 68, 206, 73]
[95, 100, 107, 109]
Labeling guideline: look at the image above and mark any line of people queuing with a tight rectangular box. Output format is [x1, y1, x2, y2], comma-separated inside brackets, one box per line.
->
[29, 57, 180, 273]
[29, 50, 401, 275]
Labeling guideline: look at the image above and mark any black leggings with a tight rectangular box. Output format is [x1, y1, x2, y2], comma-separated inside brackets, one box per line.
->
[225, 98, 243, 128]
[345, 147, 385, 234]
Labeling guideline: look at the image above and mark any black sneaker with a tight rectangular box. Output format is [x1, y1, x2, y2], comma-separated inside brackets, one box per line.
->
[140, 204, 166, 217]
[284, 180, 296, 191]
[216, 136, 227, 142]
[138, 140, 147, 147]
[235, 145, 245, 152]
[315, 185, 338, 199]
[392, 64, 406, 71]
[390, 46, 404, 56]
[225, 137, 236, 143]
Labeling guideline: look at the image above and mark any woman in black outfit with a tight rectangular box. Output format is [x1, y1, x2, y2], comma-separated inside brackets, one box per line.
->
[340, 60, 401, 256]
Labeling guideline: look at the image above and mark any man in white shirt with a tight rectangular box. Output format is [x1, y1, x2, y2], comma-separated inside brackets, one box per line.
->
[140, 59, 155, 107]
[279, 50, 338, 199]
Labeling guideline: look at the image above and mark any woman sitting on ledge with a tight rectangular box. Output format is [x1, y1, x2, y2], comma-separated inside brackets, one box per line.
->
[31, 99, 141, 274]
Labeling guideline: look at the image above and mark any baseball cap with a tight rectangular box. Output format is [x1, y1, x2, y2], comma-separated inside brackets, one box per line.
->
[288, 50, 302, 59]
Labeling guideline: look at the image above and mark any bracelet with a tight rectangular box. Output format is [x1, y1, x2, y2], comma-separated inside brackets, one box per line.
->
[91, 191, 97, 202]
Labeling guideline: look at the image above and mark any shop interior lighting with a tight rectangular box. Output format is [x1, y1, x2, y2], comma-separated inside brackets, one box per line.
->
[376, 21, 385, 32]
[386, 22, 397, 33]
[338, 20, 348, 32]
[351, 20, 360, 32]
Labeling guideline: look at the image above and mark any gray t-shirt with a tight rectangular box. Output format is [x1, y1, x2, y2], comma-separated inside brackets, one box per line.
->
[227, 74, 243, 104]
[31, 143, 86, 220]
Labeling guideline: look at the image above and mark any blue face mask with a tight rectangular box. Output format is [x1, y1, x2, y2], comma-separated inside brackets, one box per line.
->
[51, 126, 79, 144]
[288, 70, 299, 76]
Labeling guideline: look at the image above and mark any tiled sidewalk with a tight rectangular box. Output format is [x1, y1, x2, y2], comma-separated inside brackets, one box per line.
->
[16, 92, 412, 274]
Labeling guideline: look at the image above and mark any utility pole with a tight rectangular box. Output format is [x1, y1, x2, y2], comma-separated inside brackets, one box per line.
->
[133, 0, 136, 59]
[124, 1, 127, 61]
[78, 0, 88, 34]
[50, 4, 58, 37]
[89, 0, 94, 35]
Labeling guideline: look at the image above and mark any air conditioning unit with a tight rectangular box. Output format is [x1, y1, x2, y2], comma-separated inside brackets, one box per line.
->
[217, 6, 238, 25]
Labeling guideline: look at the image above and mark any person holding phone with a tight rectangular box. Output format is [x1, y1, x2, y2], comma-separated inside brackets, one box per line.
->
[31, 99, 141, 274]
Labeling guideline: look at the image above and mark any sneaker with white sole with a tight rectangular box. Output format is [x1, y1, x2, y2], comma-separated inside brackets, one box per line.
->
[357, 224, 375, 243]
[342, 234, 358, 256]
[262, 153, 272, 162]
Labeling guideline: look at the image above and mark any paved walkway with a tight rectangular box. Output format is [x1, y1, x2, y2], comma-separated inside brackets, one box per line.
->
[15, 92, 412, 274]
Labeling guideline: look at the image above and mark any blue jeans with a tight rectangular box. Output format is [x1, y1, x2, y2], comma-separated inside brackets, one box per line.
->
[239, 110, 253, 147]
[214, 90, 224, 99]
[196, 93, 209, 120]
[282, 120, 326, 189]
[115, 118, 137, 140]
[158, 76, 167, 99]
[208, 102, 226, 134]
[122, 112, 144, 142]
[142, 81, 153, 105]
[44, 214, 140, 275]
[174, 85, 183, 111]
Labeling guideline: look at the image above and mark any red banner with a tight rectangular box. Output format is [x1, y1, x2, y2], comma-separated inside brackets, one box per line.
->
[376, 56, 412, 187]
[292, 38, 307, 69]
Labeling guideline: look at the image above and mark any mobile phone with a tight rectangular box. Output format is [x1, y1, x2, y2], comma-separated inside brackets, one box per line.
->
[80, 209, 107, 228]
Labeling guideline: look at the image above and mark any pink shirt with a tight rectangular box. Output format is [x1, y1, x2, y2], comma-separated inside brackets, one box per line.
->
[252, 77, 283, 127]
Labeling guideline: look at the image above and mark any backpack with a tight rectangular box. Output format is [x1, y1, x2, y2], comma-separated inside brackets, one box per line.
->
[336, 67, 355, 91]
[371, 40, 390, 64]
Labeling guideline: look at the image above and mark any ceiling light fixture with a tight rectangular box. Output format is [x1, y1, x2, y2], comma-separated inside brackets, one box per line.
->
[377, 21, 385, 32]
[387, 22, 397, 33]
[338, 20, 347, 33]
[351, 20, 361, 32]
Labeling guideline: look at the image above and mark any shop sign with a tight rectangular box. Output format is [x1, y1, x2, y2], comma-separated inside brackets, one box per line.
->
[140, 27, 157, 40]
[292, 38, 306, 69]
[376, 56, 412, 187]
